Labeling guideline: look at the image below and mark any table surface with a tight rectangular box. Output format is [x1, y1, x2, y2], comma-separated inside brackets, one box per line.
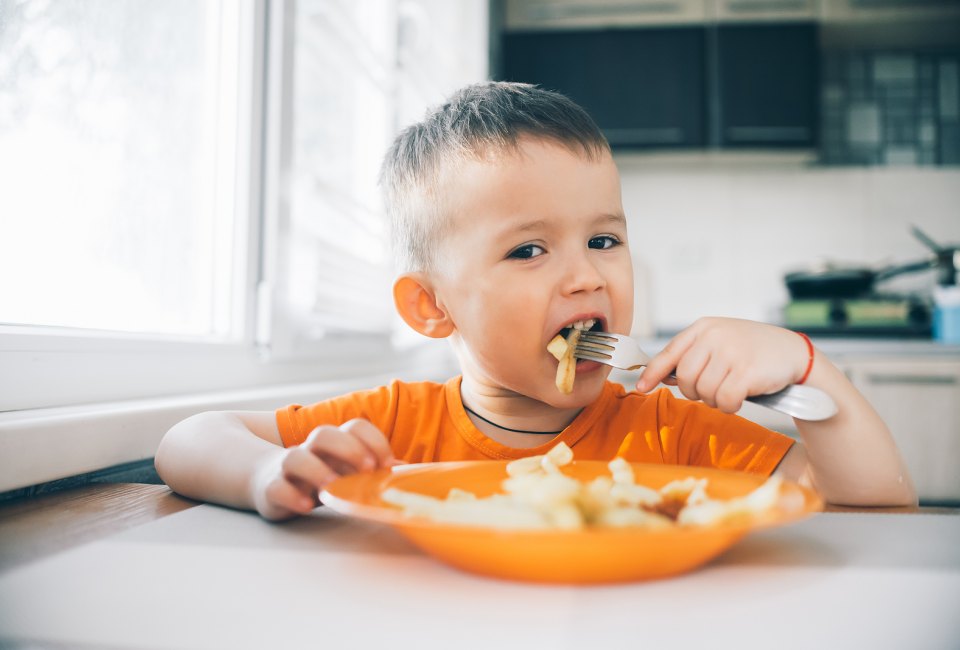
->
[1, 484, 958, 650]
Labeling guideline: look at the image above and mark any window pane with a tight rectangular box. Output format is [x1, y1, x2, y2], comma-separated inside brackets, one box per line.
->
[282, 0, 396, 338]
[0, 0, 239, 338]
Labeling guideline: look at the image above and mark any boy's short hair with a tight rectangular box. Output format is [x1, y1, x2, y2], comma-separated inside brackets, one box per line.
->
[380, 81, 610, 273]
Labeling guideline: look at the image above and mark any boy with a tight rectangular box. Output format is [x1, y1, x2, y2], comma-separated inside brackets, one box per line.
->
[156, 82, 916, 521]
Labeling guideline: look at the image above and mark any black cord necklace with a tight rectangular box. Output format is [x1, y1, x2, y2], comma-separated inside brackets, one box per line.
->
[463, 405, 566, 435]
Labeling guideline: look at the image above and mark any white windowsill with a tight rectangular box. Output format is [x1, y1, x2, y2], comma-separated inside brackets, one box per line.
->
[0, 358, 457, 494]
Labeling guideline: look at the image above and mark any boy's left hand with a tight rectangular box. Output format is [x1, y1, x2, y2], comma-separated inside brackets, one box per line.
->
[635, 317, 810, 413]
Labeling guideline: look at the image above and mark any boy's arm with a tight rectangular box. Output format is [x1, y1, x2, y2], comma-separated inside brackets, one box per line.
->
[776, 347, 917, 507]
[638, 318, 917, 507]
[155, 411, 397, 520]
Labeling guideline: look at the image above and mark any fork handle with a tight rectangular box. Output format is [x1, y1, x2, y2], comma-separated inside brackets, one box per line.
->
[745, 384, 838, 421]
[650, 369, 836, 421]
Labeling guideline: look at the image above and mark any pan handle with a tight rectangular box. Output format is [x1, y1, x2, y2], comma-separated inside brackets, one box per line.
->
[910, 225, 959, 286]
[911, 224, 944, 253]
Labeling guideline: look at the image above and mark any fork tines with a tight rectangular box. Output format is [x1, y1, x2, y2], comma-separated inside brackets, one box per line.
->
[578, 331, 618, 344]
[574, 332, 616, 361]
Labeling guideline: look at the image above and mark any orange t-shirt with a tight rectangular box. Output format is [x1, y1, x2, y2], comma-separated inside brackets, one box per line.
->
[276, 377, 794, 475]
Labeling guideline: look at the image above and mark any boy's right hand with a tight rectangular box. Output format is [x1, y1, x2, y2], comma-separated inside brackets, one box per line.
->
[250, 418, 399, 521]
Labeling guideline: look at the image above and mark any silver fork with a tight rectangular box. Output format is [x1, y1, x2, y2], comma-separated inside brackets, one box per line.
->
[576, 332, 838, 421]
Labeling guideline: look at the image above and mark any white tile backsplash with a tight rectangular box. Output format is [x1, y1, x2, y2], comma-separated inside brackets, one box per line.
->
[616, 155, 960, 332]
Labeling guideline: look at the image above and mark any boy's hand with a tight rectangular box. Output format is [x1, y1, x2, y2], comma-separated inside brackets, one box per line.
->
[250, 418, 399, 521]
[635, 317, 809, 414]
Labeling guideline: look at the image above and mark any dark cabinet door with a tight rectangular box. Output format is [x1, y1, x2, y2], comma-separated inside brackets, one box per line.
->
[716, 23, 819, 147]
[500, 28, 706, 149]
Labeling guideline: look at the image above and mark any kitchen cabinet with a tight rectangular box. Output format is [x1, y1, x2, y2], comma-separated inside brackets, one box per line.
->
[500, 28, 706, 148]
[497, 21, 818, 150]
[844, 356, 960, 505]
[716, 23, 819, 147]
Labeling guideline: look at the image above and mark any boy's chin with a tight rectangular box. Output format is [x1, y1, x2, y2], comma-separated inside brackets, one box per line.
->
[539, 375, 606, 408]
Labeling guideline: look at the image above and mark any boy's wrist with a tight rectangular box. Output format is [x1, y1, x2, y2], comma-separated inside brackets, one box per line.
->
[795, 332, 815, 385]
[248, 448, 285, 516]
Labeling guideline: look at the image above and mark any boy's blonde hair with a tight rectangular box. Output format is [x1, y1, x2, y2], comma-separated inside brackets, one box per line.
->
[380, 81, 610, 273]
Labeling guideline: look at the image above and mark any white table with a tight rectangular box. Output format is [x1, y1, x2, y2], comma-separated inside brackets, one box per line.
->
[1, 503, 958, 649]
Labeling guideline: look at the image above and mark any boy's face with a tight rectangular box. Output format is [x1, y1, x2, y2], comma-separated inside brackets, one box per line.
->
[431, 137, 633, 408]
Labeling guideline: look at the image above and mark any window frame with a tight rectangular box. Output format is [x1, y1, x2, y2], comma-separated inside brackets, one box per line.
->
[0, 0, 422, 414]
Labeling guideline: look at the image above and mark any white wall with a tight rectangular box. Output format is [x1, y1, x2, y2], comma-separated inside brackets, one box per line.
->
[616, 153, 960, 333]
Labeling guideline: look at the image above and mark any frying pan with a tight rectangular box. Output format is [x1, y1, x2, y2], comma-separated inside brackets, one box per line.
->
[784, 226, 959, 300]
[784, 260, 935, 299]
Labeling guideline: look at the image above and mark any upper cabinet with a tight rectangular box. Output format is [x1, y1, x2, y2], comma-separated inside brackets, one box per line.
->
[496, 1, 820, 151]
[501, 27, 707, 148]
[495, 0, 960, 162]
[716, 22, 819, 147]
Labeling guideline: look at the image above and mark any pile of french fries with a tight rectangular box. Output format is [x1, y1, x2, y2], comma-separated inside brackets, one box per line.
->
[381, 442, 787, 531]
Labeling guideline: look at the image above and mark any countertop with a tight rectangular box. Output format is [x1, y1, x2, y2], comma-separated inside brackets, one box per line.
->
[640, 334, 960, 358]
[0, 484, 957, 649]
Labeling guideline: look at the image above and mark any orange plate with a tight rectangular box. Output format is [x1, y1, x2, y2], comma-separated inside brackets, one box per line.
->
[320, 461, 822, 585]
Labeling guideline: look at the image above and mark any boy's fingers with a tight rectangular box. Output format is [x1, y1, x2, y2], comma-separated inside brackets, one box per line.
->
[715, 373, 747, 414]
[636, 329, 696, 392]
[340, 418, 397, 467]
[693, 358, 730, 409]
[282, 446, 340, 492]
[304, 425, 377, 471]
[673, 344, 712, 402]
[264, 476, 317, 515]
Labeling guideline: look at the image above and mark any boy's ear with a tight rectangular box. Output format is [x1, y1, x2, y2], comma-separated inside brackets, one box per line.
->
[393, 273, 455, 339]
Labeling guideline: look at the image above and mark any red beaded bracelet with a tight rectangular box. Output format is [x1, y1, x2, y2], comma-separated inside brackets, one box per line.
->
[796, 331, 815, 384]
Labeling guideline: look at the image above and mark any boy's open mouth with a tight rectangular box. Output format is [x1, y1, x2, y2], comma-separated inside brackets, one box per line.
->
[557, 318, 604, 341]
[549, 318, 605, 394]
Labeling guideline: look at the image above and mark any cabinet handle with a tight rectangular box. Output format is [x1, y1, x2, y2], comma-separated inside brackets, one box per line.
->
[866, 374, 958, 386]
[726, 126, 810, 142]
[528, 2, 684, 21]
[725, 0, 809, 12]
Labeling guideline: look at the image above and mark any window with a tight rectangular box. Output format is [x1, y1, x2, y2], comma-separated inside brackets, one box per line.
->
[261, 0, 490, 356]
[0, 0, 487, 414]
[0, 0, 245, 339]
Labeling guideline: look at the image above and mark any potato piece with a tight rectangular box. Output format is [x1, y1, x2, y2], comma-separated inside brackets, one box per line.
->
[555, 329, 581, 394]
[544, 441, 574, 467]
[547, 335, 568, 361]
[506, 454, 544, 477]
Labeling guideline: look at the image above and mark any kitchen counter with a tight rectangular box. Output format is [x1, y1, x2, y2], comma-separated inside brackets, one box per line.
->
[639, 335, 960, 358]
[0, 484, 957, 649]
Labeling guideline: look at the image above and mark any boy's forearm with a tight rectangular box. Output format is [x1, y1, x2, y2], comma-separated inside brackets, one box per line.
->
[794, 350, 917, 507]
[155, 412, 283, 512]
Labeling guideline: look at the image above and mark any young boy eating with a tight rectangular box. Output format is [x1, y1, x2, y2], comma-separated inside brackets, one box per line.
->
[156, 82, 916, 521]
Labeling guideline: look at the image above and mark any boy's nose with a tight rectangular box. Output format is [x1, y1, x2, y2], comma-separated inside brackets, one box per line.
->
[561, 253, 606, 295]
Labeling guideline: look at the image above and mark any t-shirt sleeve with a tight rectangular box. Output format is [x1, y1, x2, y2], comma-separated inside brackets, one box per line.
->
[654, 388, 795, 476]
[275, 382, 401, 448]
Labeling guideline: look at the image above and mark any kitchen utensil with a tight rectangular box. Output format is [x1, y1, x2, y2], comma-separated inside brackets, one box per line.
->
[576, 331, 839, 421]
[320, 460, 821, 584]
[783, 225, 958, 299]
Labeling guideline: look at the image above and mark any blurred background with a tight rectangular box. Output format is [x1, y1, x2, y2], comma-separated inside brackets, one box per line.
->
[494, 0, 960, 335]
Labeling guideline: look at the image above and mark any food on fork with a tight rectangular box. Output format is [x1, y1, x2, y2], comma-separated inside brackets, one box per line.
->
[548, 319, 596, 394]
[381, 441, 791, 531]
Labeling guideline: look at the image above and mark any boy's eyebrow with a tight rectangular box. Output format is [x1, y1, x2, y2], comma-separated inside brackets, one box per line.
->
[506, 212, 627, 234]
[594, 212, 627, 227]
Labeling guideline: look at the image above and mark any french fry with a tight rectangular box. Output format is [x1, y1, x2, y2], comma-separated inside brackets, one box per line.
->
[546, 335, 568, 361]
[555, 328, 581, 394]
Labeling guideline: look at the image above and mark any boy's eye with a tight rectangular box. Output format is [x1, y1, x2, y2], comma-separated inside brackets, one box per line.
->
[508, 243, 545, 259]
[588, 235, 621, 250]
